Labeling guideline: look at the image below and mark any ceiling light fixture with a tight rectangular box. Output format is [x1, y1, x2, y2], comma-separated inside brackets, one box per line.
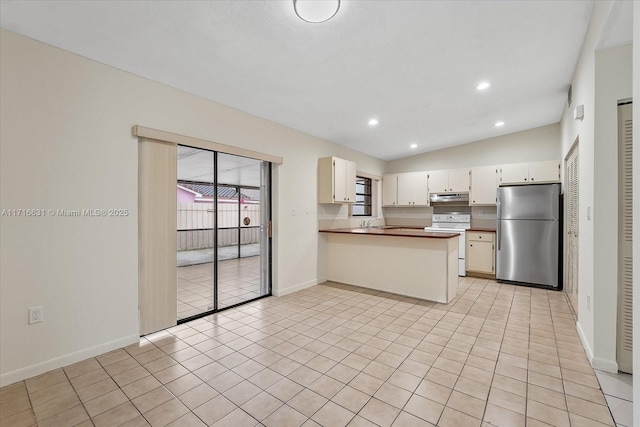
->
[410, 143, 418, 149]
[476, 81, 491, 91]
[495, 121, 505, 127]
[368, 118, 379, 126]
[294, 0, 340, 23]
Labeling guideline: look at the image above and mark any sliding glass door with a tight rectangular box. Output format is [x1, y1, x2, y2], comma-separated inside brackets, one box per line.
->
[177, 147, 216, 320]
[176, 147, 271, 321]
[217, 153, 268, 309]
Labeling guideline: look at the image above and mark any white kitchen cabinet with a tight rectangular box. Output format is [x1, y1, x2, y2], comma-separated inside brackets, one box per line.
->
[383, 172, 428, 206]
[382, 174, 399, 207]
[318, 157, 356, 204]
[470, 166, 498, 205]
[427, 170, 449, 193]
[499, 161, 560, 185]
[449, 168, 471, 192]
[427, 169, 470, 195]
[528, 160, 561, 183]
[466, 231, 495, 275]
[498, 163, 528, 185]
[397, 172, 428, 206]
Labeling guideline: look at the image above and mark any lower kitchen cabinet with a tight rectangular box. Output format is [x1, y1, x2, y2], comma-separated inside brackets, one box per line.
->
[466, 231, 495, 276]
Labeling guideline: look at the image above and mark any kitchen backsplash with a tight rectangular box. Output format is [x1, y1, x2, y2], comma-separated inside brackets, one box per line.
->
[381, 207, 432, 227]
[319, 205, 497, 230]
[470, 206, 497, 229]
[381, 205, 496, 229]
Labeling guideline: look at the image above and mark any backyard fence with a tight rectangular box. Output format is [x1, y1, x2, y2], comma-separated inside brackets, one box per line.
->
[177, 202, 261, 250]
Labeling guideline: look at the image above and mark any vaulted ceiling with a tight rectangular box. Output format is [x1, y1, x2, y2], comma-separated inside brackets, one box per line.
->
[1, 1, 597, 160]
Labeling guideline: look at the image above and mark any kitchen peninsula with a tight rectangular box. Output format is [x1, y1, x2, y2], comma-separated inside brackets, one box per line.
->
[319, 227, 459, 303]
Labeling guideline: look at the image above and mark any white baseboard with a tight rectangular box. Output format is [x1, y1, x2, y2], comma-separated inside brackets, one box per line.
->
[273, 277, 326, 297]
[0, 334, 139, 387]
[576, 320, 594, 363]
[592, 357, 619, 373]
[575, 321, 619, 373]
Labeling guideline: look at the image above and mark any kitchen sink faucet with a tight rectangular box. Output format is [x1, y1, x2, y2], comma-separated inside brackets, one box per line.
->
[364, 218, 383, 228]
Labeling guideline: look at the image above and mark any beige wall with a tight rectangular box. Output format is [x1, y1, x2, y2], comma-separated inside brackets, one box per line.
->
[592, 44, 633, 370]
[559, 0, 602, 369]
[0, 30, 385, 385]
[385, 123, 561, 173]
[558, 0, 632, 373]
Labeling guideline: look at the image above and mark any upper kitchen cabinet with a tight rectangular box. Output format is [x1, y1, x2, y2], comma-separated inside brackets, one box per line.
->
[382, 174, 399, 207]
[397, 172, 428, 206]
[499, 160, 560, 185]
[318, 157, 356, 204]
[427, 169, 470, 193]
[528, 161, 561, 183]
[470, 166, 498, 205]
[382, 172, 428, 206]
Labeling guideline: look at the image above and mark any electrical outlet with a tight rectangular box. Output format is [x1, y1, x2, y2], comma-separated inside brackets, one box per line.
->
[28, 306, 43, 324]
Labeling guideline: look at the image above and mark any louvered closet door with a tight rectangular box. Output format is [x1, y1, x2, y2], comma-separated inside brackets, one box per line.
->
[617, 102, 633, 374]
[564, 142, 579, 316]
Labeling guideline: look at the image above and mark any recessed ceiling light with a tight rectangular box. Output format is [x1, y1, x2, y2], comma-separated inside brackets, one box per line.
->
[476, 82, 491, 91]
[410, 143, 418, 149]
[368, 118, 379, 126]
[495, 121, 505, 127]
[294, 0, 340, 23]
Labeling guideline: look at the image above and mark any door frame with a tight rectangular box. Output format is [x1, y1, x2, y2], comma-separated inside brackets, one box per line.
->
[564, 136, 579, 316]
[135, 125, 281, 335]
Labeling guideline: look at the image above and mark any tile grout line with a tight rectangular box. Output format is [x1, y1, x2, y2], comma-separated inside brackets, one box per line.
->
[6, 278, 622, 427]
[476, 279, 518, 424]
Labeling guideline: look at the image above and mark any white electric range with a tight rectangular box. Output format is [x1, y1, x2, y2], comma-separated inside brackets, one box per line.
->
[424, 214, 471, 276]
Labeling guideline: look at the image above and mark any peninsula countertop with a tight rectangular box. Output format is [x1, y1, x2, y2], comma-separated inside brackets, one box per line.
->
[319, 227, 459, 239]
[321, 226, 459, 303]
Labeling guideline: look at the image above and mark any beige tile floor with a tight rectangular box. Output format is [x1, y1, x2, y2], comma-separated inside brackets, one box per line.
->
[178, 256, 261, 320]
[0, 278, 623, 427]
[594, 369, 633, 426]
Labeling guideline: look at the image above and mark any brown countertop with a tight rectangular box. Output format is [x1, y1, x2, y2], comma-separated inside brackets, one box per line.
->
[319, 227, 459, 239]
[467, 228, 496, 232]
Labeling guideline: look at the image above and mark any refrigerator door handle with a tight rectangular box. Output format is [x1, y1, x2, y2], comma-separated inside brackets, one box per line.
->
[496, 191, 501, 251]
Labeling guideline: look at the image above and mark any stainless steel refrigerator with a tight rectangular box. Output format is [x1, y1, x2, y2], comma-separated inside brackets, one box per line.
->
[496, 183, 561, 289]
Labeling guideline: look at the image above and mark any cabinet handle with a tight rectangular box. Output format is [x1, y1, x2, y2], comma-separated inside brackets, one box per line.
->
[531, 178, 535, 181]
[470, 244, 473, 247]
[524, 178, 527, 181]
[479, 236, 482, 239]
